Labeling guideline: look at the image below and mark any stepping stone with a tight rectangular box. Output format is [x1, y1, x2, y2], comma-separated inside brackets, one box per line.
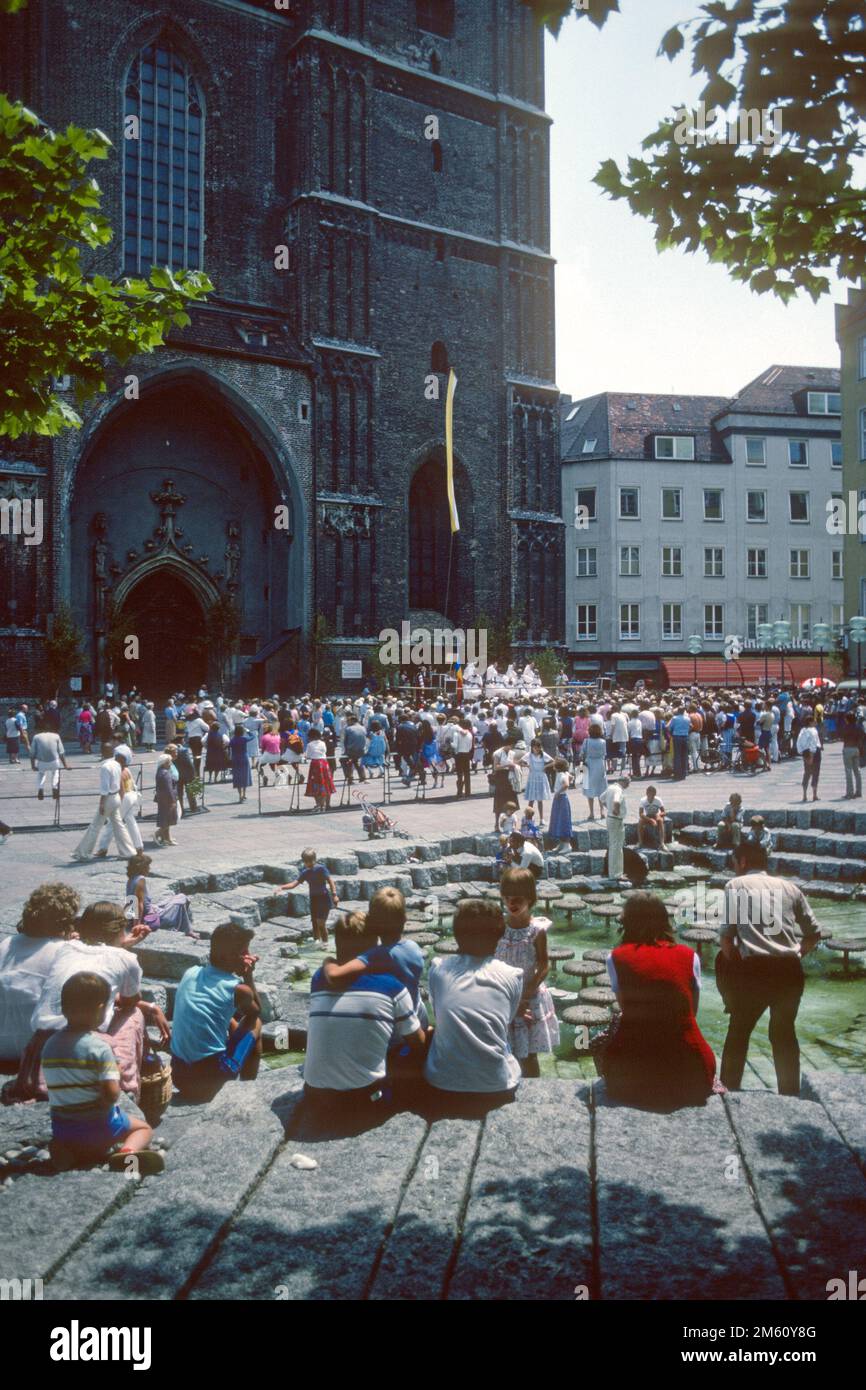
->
[824, 940, 866, 976]
[681, 927, 719, 963]
[562, 959, 606, 984]
[579, 987, 617, 1007]
[548, 947, 576, 963]
[549, 988, 579, 1002]
[561, 901, 588, 923]
[562, 1005, 610, 1027]
[434, 940, 461, 954]
[585, 893, 616, 904]
[589, 904, 623, 920]
[537, 884, 563, 906]
[409, 933, 440, 947]
[583, 949, 610, 962]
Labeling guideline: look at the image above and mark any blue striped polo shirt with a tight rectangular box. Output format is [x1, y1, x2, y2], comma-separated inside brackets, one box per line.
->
[304, 970, 420, 1091]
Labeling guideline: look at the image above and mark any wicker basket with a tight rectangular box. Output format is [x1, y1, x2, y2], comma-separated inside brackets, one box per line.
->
[139, 1051, 173, 1126]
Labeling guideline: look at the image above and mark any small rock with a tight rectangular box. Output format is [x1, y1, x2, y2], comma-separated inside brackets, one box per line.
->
[4, 1149, 22, 1160]
[35, 1150, 50, 1162]
[290, 1153, 318, 1171]
[17, 1145, 38, 1159]
[279, 944, 299, 958]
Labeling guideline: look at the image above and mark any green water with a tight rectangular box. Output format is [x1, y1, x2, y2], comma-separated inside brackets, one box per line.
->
[268, 889, 866, 1089]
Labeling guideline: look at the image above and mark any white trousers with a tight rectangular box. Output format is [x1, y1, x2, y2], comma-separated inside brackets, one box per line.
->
[688, 731, 702, 770]
[96, 791, 143, 852]
[74, 792, 136, 859]
[35, 762, 61, 794]
[607, 815, 625, 879]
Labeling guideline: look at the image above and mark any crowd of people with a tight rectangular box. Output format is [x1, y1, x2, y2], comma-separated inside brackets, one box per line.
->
[12, 678, 860, 862]
[0, 836, 824, 1175]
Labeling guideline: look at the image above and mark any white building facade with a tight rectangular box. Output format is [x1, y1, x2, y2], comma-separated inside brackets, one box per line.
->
[561, 366, 843, 683]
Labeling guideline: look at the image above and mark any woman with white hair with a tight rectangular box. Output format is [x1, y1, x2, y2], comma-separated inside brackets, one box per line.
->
[154, 750, 179, 846]
[140, 701, 157, 751]
[243, 704, 264, 769]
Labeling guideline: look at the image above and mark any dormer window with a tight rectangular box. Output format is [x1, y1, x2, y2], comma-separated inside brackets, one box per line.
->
[655, 435, 695, 461]
[807, 391, 840, 415]
[582, 438, 597, 453]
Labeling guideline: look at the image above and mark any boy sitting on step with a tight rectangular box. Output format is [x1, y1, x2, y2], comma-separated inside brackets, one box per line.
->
[171, 922, 262, 1103]
[44, 972, 164, 1175]
[321, 887, 429, 1032]
[305, 909, 425, 1113]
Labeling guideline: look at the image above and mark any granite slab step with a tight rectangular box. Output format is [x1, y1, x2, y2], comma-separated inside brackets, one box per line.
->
[187, 1105, 428, 1300]
[724, 1090, 866, 1299]
[594, 1089, 786, 1300]
[448, 1079, 593, 1301]
[45, 1069, 302, 1301]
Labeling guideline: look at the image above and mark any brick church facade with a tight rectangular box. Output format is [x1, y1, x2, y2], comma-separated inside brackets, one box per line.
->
[1, 0, 562, 696]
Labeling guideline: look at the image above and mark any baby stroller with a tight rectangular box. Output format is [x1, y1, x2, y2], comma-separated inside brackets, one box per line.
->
[701, 733, 726, 772]
[354, 791, 409, 839]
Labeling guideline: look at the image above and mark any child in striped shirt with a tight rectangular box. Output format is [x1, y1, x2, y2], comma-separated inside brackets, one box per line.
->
[43, 972, 164, 1175]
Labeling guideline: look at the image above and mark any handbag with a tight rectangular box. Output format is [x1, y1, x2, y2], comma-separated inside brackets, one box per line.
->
[139, 1049, 173, 1125]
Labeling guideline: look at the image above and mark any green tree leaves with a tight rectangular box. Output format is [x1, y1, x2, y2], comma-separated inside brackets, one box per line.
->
[528, 0, 865, 301]
[0, 96, 212, 438]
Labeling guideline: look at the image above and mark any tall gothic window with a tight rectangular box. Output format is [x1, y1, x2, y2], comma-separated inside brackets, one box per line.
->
[124, 40, 203, 274]
[409, 459, 452, 612]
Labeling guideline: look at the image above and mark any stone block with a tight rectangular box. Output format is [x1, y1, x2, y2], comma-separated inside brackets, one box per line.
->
[134, 936, 206, 982]
[410, 866, 432, 890]
[323, 854, 360, 875]
[355, 846, 388, 868]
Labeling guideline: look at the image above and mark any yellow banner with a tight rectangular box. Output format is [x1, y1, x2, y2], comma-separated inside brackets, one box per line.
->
[445, 367, 459, 533]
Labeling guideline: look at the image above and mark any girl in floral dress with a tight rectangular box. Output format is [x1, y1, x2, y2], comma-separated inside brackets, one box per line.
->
[496, 866, 560, 1077]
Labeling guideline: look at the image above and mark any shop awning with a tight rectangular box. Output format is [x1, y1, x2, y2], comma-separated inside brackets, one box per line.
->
[662, 655, 843, 687]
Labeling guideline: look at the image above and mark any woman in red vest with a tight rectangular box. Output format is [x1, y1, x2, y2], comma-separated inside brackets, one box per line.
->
[601, 893, 717, 1110]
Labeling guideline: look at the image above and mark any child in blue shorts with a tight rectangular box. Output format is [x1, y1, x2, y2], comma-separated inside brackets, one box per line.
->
[43, 972, 164, 1174]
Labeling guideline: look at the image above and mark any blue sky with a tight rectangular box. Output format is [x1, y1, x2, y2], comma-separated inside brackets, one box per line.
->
[545, 0, 844, 400]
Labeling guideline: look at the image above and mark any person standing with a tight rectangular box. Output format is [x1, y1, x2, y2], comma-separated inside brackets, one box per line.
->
[31, 726, 69, 801]
[668, 706, 691, 781]
[796, 713, 822, 803]
[95, 746, 142, 854]
[4, 708, 21, 764]
[453, 718, 474, 799]
[717, 842, 821, 1096]
[687, 705, 703, 773]
[603, 776, 629, 880]
[154, 752, 179, 845]
[579, 722, 608, 821]
[140, 702, 157, 752]
[840, 714, 864, 798]
[229, 726, 254, 804]
[72, 743, 137, 861]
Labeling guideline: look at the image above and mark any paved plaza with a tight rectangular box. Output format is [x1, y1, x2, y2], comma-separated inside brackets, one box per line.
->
[0, 741, 857, 923]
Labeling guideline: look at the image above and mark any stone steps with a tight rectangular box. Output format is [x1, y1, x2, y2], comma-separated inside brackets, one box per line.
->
[1, 1070, 862, 1301]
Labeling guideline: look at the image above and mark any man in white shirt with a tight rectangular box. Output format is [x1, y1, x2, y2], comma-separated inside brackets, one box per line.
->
[509, 832, 544, 878]
[30, 729, 68, 800]
[453, 719, 474, 798]
[425, 899, 522, 1111]
[603, 776, 629, 880]
[518, 707, 537, 745]
[609, 706, 629, 772]
[71, 743, 137, 861]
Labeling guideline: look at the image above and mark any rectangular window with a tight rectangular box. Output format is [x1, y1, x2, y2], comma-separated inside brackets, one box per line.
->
[619, 603, 640, 640]
[747, 547, 767, 578]
[662, 602, 682, 640]
[704, 604, 724, 640]
[860, 407, 866, 462]
[575, 546, 597, 578]
[789, 491, 810, 523]
[789, 548, 810, 579]
[745, 437, 766, 466]
[703, 488, 724, 521]
[832, 549, 843, 581]
[747, 490, 767, 522]
[860, 336, 866, 382]
[661, 545, 683, 577]
[661, 487, 683, 520]
[619, 545, 640, 577]
[832, 440, 843, 468]
[576, 603, 597, 640]
[619, 486, 640, 519]
[806, 391, 841, 415]
[655, 435, 695, 460]
[832, 602, 845, 635]
[582, 438, 597, 453]
[747, 603, 769, 641]
[788, 439, 809, 467]
[575, 487, 596, 524]
[704, 546, 724, 578]
[790, 603, 811, 643]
